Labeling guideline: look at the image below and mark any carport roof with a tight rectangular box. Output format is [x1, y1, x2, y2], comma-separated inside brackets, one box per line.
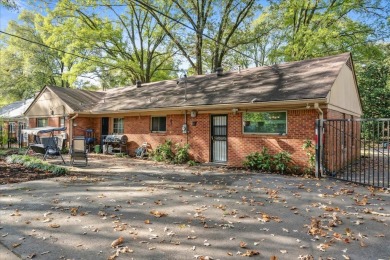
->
[89, 52, 351, 112]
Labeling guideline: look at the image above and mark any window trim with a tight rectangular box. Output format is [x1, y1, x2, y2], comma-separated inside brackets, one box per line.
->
[36, 118, 48, 128]
[151, 116, 167, 133]
[59, 117, 65, 128]
[242, 111, 288, 135]
[113, 118, 124, 134]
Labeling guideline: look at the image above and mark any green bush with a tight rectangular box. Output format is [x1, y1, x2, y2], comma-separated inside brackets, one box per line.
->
[302, 139, 315, 173]
[151, 140, 191, 164]
[187, 160, 198, 167]
[174, 143, 190, 164]
[151, 140, 174, 162]
[243, 147, 272, 171]
[273, 151, 292, 174]
[243, 148, 292, 174]
[6, 155, 68, 175]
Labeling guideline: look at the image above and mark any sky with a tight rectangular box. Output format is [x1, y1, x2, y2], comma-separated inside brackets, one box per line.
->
[0, 5, 19, 30]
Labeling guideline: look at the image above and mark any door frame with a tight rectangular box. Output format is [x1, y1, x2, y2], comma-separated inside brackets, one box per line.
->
[210, 114, 228, 163]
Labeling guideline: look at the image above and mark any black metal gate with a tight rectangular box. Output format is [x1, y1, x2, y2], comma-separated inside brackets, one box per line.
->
[316, 118, 390, 188]
[211, 115, 227, 163]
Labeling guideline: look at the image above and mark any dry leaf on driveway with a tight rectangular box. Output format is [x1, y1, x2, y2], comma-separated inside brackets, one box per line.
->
[111, 236, 124, 248]
[242, 250, 260, 256]
[150, 210, 168, 218]
[49, 224, 60, 228]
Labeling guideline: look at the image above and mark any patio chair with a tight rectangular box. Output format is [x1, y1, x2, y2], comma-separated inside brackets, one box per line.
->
[70, 136, 88, 166]
[135, 142, 149, 159]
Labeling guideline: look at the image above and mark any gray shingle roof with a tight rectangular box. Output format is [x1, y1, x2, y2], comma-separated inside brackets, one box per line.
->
[90, 52, 351, 112]
[47, 86, 105, 111]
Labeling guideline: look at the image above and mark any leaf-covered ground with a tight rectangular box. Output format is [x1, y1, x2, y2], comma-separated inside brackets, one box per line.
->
[0, 155, 389, 259]
[0, 158, 59, 185]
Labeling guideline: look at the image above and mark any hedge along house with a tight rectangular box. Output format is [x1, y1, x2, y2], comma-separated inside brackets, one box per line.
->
[24, 52, 362, 169]
[0, 98, 33, 147]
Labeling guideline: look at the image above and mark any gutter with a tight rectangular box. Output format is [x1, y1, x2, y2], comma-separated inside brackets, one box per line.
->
[74, 98, 327, 116]
[314, 103, 323, 178]
[314, 103, 323, 120]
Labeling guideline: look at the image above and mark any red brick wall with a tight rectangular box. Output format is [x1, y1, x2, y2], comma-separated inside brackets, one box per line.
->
[75, 109, 363, 170]
[73, 117, 96, 137]
[228, 110, 318, 168]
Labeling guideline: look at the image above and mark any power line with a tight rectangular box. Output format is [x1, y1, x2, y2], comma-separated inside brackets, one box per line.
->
[131, 0, 261, 66]
[0, 30, 124, 71]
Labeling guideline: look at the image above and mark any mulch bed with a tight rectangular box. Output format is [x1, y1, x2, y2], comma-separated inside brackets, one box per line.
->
[0, 157, 59, 184]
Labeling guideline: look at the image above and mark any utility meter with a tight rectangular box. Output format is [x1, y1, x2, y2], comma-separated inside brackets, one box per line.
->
[182, 123, 188, 134]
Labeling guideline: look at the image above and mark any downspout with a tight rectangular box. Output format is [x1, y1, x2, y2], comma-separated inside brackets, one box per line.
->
[69, 113, 79, 145]
[184, 110, 188, 144]
[314, 103, 323, 178]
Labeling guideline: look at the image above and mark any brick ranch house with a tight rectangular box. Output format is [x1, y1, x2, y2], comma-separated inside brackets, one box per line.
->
[23, 52, 362, 169]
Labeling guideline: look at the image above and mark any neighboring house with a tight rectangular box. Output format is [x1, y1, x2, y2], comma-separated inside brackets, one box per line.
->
[0, 98, 34, 147]
[24, 52, 362, 168]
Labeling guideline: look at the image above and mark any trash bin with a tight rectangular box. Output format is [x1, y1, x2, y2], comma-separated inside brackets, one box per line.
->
[94, 145, 101, 153]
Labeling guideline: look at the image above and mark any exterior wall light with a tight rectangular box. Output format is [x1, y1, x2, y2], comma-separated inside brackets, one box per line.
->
[191, 110, 197, 117]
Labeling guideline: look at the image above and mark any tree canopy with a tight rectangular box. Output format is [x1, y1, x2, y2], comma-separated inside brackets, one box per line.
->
[0, 0, 389, 115]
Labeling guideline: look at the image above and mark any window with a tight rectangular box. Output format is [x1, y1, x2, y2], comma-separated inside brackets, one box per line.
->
[59, 117, 65, 127]
[37, 118, 48, 127]
[113, 118, 124, 134]
[243, 112, 287, 134]
[8, 123, 15, 133]
[151, 116, 166, 132]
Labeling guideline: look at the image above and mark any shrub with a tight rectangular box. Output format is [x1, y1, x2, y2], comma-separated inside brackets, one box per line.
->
[173, 143, 190, 164]
[302, 139, 315, 175]
[187, 160, 198, 166]
[6, 155, 68, 175]
[273, 151, 292, 174]
[243, 147, 272, 171]
[151, 140, 174, 162]
[244, 148, 292, 174]
[151, 140, 191, 164]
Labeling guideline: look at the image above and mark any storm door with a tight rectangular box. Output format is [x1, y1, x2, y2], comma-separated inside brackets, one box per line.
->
[211, 115, 227, 163]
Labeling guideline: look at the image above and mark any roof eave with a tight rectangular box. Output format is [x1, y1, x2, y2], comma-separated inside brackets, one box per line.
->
[74, 98, 327, 115]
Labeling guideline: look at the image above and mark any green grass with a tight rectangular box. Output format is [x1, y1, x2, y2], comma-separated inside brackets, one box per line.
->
[6, 155, 68, 175]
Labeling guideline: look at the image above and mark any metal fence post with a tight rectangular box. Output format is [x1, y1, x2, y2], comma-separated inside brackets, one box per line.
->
[315, 119, 322, 178]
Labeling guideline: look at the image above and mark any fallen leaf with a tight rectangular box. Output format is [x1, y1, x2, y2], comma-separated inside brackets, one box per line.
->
[270, 256, 278, 260]
[239, 241, 247, 248]
[111, 236, 124, 248]
[70, 207, 78, 216]
[49, 224, 60, 228]
[150, 210, 168, 218]
[242, 250, 260, 257]
[12, 243, 21, 248]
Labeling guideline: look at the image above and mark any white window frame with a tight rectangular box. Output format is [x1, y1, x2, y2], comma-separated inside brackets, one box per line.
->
[113, 118, 124, 134]
[37, 118, 48, 127]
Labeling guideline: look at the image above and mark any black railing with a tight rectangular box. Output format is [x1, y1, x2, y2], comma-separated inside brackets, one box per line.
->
[316, 118, 389, 188]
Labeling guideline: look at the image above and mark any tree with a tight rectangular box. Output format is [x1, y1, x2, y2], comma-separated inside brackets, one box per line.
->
[44, 0, 176, 87]
[357, 44, 390, 119]
[134, 0, 260, 74]
[254, 0, 390, 62]
[0, 11, 70, 101]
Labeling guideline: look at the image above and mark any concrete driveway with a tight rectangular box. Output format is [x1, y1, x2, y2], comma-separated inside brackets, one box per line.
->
[1, 155, 389, 259]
